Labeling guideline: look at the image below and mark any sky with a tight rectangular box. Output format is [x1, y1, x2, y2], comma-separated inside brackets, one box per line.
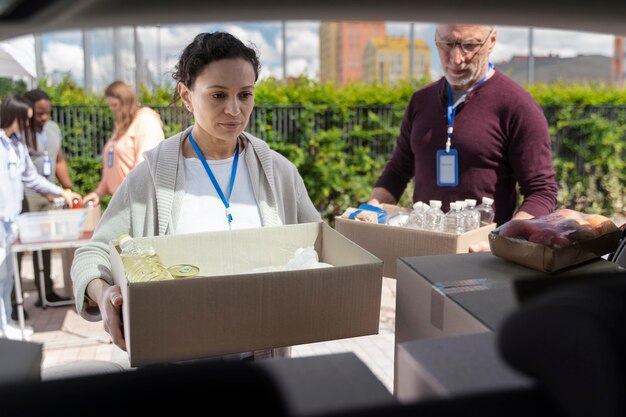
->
[34, 20, 617, 92]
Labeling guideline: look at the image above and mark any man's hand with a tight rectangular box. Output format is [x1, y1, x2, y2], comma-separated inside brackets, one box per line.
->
[368, 187, 396, 206]
[468, 241, 491, 253]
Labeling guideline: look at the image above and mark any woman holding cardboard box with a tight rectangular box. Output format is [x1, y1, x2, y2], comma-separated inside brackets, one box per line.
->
[71, 32, 321, 359]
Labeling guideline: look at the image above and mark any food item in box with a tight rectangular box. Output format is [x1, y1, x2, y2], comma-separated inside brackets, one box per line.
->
[118, 234, 173, 282]
[495, 209, 618, 249]
[490, 209, 621, 272]
[340, 204, 388, 224]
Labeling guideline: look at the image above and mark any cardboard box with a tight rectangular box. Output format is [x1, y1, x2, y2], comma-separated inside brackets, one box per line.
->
[335, 204, 496, 278]
[395, 333, 530, 403]
[258, 352, 396, 416]
[110, 222, 383, 367]
[0, 339, 42, 385]
[489, 229, 622, 272]
[82, 205, 101, 232]
[394, 252, 622, 392]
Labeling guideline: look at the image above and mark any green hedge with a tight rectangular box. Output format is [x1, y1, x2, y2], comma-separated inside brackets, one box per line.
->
[49, 77, 626, 221]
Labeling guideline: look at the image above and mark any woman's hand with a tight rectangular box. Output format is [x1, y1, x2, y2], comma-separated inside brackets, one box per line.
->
[87, 279, 126, 351]
[59, 189, 82, 208]
[83, 191, 100, 207]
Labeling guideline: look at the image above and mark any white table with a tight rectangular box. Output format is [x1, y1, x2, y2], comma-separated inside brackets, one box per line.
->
[11, 232, 93, 340]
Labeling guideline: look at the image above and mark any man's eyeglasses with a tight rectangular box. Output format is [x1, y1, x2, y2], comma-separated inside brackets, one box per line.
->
[435, 28, 494, 55]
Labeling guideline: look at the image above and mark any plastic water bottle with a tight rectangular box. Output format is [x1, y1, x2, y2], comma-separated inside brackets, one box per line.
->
[475, 197, 495, 225]
[443, 202, 466, 234]
[423, 200, 444, 231]
[118, 234, 173, 282]
[455, 200, 468, 231]
[464, 199, 481, 231]
[406, 201, 428, 229]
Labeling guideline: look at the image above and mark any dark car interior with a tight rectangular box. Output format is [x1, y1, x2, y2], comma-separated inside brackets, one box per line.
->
[1, 1, 625, 416]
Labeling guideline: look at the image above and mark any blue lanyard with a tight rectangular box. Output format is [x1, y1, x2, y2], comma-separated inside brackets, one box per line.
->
[445, 62, 494, 152]
[188, 133, 239, 225]
[40, 129, 49, 153]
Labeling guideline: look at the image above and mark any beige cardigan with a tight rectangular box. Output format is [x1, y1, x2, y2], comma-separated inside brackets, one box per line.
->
[71, 127, 321, 359]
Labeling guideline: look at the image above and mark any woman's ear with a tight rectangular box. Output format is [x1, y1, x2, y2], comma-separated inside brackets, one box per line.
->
[178, 82, 193, 113]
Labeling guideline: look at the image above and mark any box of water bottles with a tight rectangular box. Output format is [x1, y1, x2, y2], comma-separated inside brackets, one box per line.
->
[335, 198, 496, 278]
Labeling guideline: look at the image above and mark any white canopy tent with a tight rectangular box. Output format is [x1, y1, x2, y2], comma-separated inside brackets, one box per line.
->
[0, 34, 36, 78]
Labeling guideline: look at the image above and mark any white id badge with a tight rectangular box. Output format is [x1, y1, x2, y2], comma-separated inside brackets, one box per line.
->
[42, 157, 52, 176]
[8, 162, 18, 180]
[436, 149, 459, 187]
[107, 149, 114, 167]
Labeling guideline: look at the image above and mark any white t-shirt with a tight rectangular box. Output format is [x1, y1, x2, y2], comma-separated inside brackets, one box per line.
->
[177, 148, 261, 360]
[176, 148, 262, 235]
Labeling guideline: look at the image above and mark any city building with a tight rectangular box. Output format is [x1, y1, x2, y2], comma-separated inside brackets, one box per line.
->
[363, 35, 430, 84]
[319, 21, 386, 86]
[496, 54, 615, 85]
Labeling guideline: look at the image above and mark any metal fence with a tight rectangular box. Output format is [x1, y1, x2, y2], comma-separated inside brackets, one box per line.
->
[53, 104, 404, 159]
[53, 104, 626, 168]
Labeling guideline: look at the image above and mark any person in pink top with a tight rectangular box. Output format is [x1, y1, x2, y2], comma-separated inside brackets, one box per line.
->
[83, 81, 165, 206]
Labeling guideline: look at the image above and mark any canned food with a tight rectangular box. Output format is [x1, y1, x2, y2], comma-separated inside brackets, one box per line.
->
[167, 264, 200, 279]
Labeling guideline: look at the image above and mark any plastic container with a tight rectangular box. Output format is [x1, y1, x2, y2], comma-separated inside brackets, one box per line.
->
[406, 201, 428, 229]
[16, 209, 88, 243]
[464, 199, 481, 231]
[476, 197, 495, 224]
[423, 200, 444, 232]
[442, 202, 466, 234]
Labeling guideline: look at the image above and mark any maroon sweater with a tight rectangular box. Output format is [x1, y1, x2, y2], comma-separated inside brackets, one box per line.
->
[375, 70, 557, 225]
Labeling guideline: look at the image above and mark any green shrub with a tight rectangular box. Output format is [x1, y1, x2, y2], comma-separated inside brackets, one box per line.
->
[46, 78, 626, 220]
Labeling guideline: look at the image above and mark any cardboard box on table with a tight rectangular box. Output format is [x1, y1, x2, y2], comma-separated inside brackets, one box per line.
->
[335, 204, 496, 278]
[110, 222, 383, 367]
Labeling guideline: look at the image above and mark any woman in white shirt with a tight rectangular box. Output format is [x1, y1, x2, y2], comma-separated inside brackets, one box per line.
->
[72, 32, 321, 359]
[0, 95, 79, 340]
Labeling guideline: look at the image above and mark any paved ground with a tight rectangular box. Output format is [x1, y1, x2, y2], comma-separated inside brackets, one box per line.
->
[18, 252, 396, 392]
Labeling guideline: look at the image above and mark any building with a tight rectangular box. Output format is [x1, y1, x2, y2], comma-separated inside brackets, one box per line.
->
[496, 54, 615, 85]
[319, 21, 386, 86]
[363, 35, 430, 84]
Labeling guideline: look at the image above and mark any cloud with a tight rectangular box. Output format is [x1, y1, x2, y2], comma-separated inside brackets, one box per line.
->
[43, 41, 83, 78]
[492, 25, 613, 63]
[39, 21, 618, 89]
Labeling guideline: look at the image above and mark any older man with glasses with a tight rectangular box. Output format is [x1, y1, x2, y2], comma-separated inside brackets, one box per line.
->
[369, 23, 557, 245]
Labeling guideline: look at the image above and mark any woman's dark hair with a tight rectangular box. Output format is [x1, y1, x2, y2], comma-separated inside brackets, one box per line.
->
[0, 94, 34, 147]
[171, 32, 261, 103]
[23, 89, 51, 150]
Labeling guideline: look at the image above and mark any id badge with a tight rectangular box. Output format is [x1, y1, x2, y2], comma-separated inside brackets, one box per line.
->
[107, 149, 114, 167]
[436, 149, 458, 187]
[42, 157, 52, 176]
[8, 162, 18, 179]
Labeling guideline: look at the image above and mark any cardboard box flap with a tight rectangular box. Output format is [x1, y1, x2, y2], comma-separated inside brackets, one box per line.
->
[320, 222, 381, 266]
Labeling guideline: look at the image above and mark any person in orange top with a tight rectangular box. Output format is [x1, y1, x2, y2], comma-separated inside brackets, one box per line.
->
[83, 81, 165, 206]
